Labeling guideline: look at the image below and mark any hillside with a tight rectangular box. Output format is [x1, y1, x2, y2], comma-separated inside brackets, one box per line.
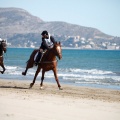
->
[0, 7, 120, 49]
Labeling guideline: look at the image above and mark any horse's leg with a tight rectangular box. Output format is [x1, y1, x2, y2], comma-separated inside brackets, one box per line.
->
[22, 59, 35, 76]
[22, 49, 38, 76]
[22, 59, 32, 76]
[0, 64, 5, 74]
[40, 70, 45, 89]
[22, 67, 28, 76]
[52, 68, 63, 90]
[29, 66, 41, 89]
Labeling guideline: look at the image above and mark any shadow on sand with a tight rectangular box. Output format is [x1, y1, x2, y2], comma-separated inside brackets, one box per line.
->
[0, 85, 28, 89]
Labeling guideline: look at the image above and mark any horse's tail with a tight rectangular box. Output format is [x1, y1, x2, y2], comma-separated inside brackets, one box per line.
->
[26, 49, 39, 68]
[26, 60, 29, 63]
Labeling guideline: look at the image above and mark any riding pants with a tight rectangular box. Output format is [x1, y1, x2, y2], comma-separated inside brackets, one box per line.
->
[35, 52, 42, 63]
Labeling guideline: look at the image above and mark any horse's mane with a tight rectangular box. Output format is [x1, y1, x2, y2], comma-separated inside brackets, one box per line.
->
[42, 47, 54, 62]
[42, 42, 61, 62]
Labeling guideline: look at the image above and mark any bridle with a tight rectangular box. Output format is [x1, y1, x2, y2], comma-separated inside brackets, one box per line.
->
[39, 44, 62, 64]
[53, 44, 62, 58]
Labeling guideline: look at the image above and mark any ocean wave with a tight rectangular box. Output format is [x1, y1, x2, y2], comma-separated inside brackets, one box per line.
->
[2, 66, 120, 86]
[58, 68, 115, 75]
[62, 75, 120, 81]
[4, 66, 115, 75]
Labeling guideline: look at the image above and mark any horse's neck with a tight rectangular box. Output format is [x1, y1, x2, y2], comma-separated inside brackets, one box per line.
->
[43, 48, 56, 61]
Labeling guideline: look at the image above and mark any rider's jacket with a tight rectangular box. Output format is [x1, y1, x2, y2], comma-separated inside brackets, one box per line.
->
[40, 34, 55, 50]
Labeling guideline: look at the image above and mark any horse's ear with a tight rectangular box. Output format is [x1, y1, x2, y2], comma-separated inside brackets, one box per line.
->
[59, 42, 61, 45]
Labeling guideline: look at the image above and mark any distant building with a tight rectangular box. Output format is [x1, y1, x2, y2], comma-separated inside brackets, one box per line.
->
[81, 37, 86, 41]
[102, 42, 106, 47]
[116, 46, 120, 50]
[107, 45, 116, 50]
[75, 44, 78, 47]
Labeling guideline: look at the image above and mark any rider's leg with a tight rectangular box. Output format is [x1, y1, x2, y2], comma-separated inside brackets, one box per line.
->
[35, 48, 43, 65]
[35, 52, 42, 65]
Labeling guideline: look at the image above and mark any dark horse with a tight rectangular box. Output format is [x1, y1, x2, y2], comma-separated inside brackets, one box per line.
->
[22, 42, 62, 90]
[0, 40, 7, 74]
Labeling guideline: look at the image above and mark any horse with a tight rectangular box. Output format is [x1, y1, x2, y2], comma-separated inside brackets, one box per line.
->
[0, 40, 7, 74]
[22, 42, 63, 90]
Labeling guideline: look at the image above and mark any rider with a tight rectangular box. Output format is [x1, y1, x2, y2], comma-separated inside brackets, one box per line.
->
[34, 30, 56, 65]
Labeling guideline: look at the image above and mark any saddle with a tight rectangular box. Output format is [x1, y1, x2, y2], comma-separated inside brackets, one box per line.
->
[34, 50, 47, 63]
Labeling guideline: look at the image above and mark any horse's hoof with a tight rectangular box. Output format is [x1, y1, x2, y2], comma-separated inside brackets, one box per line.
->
[29, 83, 34, 89]
[1, 71, 4, 74]
[40, 86, 44, 90]
[59, 87, 63, 90]
[22, 72, 26, 76]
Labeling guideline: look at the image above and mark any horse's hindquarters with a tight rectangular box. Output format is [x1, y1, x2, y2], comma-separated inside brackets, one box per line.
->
[22, 49, 39, 76]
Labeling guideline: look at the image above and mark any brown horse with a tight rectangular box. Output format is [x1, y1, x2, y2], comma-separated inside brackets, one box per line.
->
[0, 40, 7, 74]
[22, 42, 63, 90]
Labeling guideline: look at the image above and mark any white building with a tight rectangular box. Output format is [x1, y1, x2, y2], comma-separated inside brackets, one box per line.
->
[107, 45, 116, 50]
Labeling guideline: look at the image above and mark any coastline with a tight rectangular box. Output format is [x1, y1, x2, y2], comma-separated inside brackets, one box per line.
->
[0, 79, 120, 120]
[7, 46, 120, 50]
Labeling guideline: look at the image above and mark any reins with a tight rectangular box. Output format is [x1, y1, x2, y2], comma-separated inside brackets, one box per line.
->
[38, 45, 60, 64]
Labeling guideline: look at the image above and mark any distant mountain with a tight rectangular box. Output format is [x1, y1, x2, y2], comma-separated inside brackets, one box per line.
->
[0, 7, 43, 33]
[0, 7, 120, 49]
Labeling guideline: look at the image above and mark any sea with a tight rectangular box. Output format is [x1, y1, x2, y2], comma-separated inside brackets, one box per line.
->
[0, 48, 120, 90]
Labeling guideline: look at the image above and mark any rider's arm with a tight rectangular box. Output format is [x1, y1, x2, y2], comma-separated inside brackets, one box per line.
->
[50, 36, 56, 44]
[42, 39, 50, 50]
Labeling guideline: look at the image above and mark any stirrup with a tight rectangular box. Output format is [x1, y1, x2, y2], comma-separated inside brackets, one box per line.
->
[34, 62, 38, 66]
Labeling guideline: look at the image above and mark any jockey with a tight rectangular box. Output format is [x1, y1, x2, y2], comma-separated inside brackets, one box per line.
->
[34, 30, 56, 65]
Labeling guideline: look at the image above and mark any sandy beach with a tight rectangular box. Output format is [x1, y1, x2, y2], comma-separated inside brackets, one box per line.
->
[0, 79, 120, 120]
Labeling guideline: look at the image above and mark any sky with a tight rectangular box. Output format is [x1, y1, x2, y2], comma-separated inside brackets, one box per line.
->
[0, 0, 120, 37]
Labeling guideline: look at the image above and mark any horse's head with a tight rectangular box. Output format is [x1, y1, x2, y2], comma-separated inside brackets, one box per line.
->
[53, 42, 62, 60]
[0, 40, 7, 53]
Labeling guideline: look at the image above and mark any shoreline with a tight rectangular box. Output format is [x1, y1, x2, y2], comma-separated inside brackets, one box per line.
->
[7, 47, 120, 51]
[0, 79, 120, 102]
[0, 79, 120, 120]
[1, 77, 120, 91]
[7, 47, 120, 50]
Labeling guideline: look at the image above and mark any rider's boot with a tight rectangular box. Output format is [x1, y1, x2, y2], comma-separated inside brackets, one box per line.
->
[34, 52, 41, 66]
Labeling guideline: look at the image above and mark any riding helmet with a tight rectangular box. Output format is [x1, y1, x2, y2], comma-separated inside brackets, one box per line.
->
[41, 30, 48, 36]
